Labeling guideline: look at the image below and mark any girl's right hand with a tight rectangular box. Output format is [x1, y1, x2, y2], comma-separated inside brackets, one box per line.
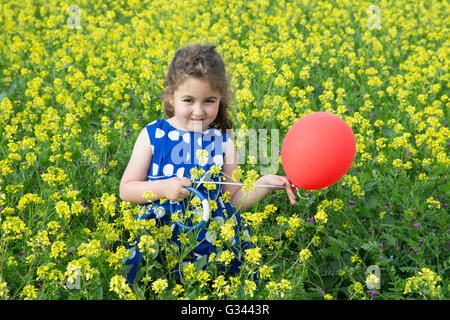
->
[163, 177, 192, 202]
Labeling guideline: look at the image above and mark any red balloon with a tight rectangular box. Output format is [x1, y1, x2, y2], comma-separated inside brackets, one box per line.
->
[281, 112, 356, 190]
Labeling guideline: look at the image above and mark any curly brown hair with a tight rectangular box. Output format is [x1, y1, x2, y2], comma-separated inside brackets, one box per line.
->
[163, 44, 233, 131]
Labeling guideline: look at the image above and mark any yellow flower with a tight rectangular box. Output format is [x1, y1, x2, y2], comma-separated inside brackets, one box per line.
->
[142, 191, 156, 202]
[78, 239, 102, 258]
[298, 248, 312, 263]
[244, 280, 257, 298]
[276, 216, 287, 225]
[426, 196, 440, 209]
[349, 281, 364, 296]
[55, 200, 71, 219]
[404, 268, 442, 298]
[351, 255, 362, 266]
[2, 216, 28, 241]
[311, 236, 321, 247]
[217, 250, 235, 266]
[209, 164, 221, 177]
[220, 191, 231, 204]
[208, 199, 218, 212]
[332, 199, 344, 211]
[204, 182, 216, 191]
[259, 265, 274, 279]
[265, 279, 292, 299]
[196, 149, 209, 166]
[242, 169, 259, 193]
[219, 218, 236, 243]
[106, 246, 128, 270]
[190, 167, 206, 180]
[137, 235, 158, 257]
[300, 65, 311, 80]
[17, 193, 44, 211]
[212, 275, 229, 298]
[50, 241, 66, 259]
[71, 200, 84, 216]
[152, 278, 168, 295]
[21, 285, 38, 300]
[182, 262, 196, 281]
[231, 167, 243, 182]
[0, 277, 9, 299]
[7, 256, 18, 267]
[245, 247, 262, 265]
[101, 193, 117, 217]
[172, 284, 185, 296]
[27, 230, 50, 250]
[314, 210, 328, 224]
[110, 275, 135, 300]
[41, 166, 68, 186]
[196, 270, 211, 288]
[366, 273, 380, 288]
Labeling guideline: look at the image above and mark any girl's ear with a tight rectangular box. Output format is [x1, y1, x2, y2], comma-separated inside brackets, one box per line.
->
[168, 93, 175, 106]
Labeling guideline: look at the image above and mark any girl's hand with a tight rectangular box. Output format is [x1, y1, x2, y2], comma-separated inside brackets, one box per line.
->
[259, 174, 297, 205]
[163, 177, 192, 202]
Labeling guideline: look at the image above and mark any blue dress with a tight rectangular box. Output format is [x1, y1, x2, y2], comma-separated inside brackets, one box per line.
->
[125, 119, 253, 283]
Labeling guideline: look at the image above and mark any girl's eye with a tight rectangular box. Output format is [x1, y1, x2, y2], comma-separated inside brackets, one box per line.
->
[183, 99, 193, 103]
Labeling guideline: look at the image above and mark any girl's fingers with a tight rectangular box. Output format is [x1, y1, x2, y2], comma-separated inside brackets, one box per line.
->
[178, 176, 192, 187]
[280, 176, 296, 204]
[284, 183, 296, 204]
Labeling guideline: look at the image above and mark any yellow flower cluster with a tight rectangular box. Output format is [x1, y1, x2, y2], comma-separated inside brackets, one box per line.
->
[365, 273, 380, 289]
[265, 279, 292, 299]
[151, 278, 169, 296]
[404, 268, 442, 299]
[109, 275, 136, 300]
[211, 275, 241, 299]
[244, 247, 262, 265]
[137, 235, 158, 257]
[242, 204, 277, 229]
[2, 216, 29, 241]
[0, 277, 9, 299]
[298, 248, 312, 263]
[17, 193, 44, 211]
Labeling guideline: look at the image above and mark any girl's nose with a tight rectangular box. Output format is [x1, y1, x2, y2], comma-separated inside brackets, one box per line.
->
[192, 103, 204, 116]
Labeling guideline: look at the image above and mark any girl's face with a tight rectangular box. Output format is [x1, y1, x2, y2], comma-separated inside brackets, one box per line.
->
[168, 76, 221, 132]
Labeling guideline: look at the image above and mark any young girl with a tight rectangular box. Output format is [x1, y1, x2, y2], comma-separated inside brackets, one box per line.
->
[119, 44, 296, 284]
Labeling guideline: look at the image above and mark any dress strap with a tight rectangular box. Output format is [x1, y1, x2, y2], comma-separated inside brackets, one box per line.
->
[145, 120, 167, 180]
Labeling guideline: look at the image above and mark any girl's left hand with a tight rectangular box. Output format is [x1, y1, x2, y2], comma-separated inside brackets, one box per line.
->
[259, 175, 297, 205]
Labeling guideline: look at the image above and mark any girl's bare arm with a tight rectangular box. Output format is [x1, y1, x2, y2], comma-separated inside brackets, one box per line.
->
[222, 137, 296, 211]
[119, 128, 190, 204]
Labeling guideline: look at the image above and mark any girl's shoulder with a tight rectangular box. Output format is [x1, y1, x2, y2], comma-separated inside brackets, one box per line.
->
[145, 119, 166, 129]
[144, 119, 169, 136]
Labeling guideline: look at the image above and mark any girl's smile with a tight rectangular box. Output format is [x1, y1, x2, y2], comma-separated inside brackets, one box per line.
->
[168, 77, 221, 132]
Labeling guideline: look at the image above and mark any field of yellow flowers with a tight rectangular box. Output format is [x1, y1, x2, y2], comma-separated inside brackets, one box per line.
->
[0, 0, 448, 300]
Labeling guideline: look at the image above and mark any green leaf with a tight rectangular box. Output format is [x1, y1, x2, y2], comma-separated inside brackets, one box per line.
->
[7, 80, 17, 95]
[194, 254, 208, 270]
[96, 286, 103, 300]
[0, 92, 6, 103]
[237, 283, 245, 299]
